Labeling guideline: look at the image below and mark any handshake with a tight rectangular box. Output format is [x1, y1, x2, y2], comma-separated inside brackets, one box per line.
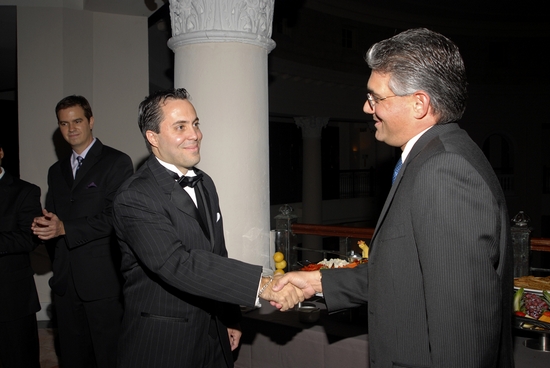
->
[258, 270, 323, 311]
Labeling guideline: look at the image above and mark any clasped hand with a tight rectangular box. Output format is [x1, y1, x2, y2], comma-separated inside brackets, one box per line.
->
[258, 271, 323, 311]
[31, 209, 65, 240]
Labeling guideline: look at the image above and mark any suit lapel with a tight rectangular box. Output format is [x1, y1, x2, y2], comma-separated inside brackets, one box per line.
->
[61, 156, 74, 189]
[195, 181, 215, 249]
[73, 139, 103, 188]
[170, 183, 203, 223]
[148, 156, 210, 239]
[370, 176, 399, 246]
[370, 124, 454, 248]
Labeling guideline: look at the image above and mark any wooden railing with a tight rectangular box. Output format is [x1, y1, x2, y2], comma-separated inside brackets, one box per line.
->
[291, 223, 374, 239]
[531, 237, 550, 252]
[291, 223, 550, 253]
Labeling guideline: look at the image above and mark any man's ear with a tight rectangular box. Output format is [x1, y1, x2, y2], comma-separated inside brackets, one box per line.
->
[412, 91, 430, 119]
[146, 130, 158, 148]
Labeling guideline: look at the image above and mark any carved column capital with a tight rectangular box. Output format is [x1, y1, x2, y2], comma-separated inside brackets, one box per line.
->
[294, 117, 330, 139]
[168, 0, 276, 51]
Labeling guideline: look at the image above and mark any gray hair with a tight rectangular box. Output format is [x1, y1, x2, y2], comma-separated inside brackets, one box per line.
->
[365, 28, 468, 124]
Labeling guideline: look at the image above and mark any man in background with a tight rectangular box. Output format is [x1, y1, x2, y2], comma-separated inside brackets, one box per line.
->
[274, 28, 514, 368]
[32, 95, 134, 368]
[0, 143, 42, 368]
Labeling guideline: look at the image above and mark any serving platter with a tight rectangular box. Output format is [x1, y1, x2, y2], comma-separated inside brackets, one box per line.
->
[513, 283, 550, 352]
[513, 286, 544, 296]
[514, 315, 550, 333]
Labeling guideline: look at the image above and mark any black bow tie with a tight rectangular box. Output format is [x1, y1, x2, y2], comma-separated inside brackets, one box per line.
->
[177, 173, 203, 188]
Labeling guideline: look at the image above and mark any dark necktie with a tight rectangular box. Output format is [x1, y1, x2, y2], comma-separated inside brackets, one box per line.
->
[392, 157, 402, 184]
[75, 156, 84, 176]
[177, 173, 203, 188]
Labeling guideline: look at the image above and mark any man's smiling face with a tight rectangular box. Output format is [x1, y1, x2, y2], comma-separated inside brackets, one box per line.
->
[146, 98, 203, 175]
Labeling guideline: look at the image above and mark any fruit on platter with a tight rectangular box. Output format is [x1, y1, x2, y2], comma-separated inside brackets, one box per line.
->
[513, 287, 550, 322]
[540, 311, 550, 323]
[299, 257, 368, 271]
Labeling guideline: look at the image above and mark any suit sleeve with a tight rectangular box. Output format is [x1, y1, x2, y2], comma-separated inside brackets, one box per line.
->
[63, 153, 133, 249]
[0, 183, 42, 254]
[44, 173, 56, 260]
[411, 152, 504, 366]
[114, 186, 262, 307]
[322, 264, 369, 312]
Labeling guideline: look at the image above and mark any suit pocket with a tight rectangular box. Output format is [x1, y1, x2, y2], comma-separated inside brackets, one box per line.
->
[72, 187, 106, 214]
[140, 312, 189, 323]
[380, 222, 405, 241]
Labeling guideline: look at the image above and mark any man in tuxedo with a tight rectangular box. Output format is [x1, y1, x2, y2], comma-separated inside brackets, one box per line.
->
[113, 89, 303, 368]
[274, 28, 514, 368]
[32, 95, 134, 368]
[0, 143, 42, 368]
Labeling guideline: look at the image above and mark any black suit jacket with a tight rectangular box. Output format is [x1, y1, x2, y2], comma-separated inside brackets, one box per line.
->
[113, 155, 262, 368]
[45, 139, 133, 301]
[0, 171, 42, 321]
[322, 123, 514, 368]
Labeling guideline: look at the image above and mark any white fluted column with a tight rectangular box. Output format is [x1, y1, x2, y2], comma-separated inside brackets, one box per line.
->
[168, 0, 275, 267]
[295, 116, 329, 260]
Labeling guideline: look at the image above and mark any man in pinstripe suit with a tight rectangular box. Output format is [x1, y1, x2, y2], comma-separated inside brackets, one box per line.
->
[274, 28, 514, 368]
[113, 89, 302, 368]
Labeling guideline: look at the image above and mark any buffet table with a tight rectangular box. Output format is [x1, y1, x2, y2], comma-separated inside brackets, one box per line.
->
[234, 299, 369, 368]
[233, 298, 550, 368]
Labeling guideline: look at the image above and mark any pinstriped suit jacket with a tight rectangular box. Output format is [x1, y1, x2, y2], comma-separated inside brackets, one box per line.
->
[322, 123, 514, 368]
[113, 155, 262, 368]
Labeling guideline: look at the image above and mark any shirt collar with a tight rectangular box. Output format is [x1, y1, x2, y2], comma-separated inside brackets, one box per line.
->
[401, 126, 432, 163]
[154, 157, 196, 178]
[72, 137, 97, 163]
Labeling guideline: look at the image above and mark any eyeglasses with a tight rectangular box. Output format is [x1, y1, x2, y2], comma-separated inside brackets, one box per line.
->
[366, 93, 401, 109]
